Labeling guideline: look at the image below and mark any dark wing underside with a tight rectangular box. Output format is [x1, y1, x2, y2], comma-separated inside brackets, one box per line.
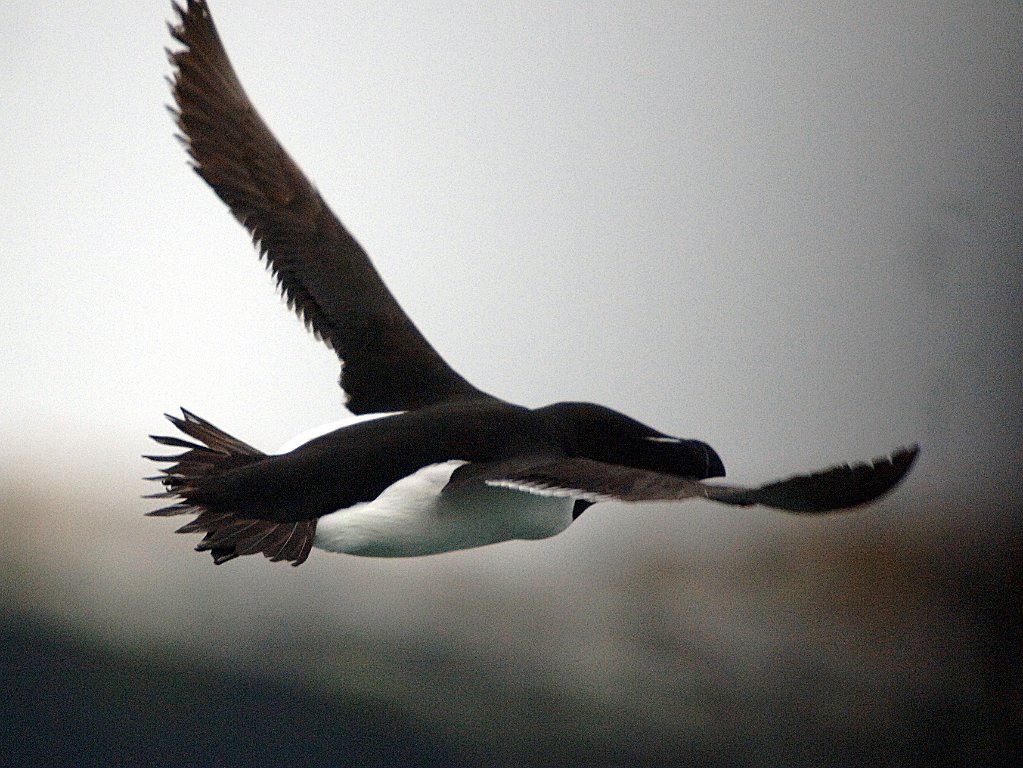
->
[167, 0, 491, 413]
[447, 445, 919, 513]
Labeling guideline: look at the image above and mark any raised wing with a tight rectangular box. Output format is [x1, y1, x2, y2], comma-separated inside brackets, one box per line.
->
[167, 1, 491, 413]
[447, 446, 919, 513]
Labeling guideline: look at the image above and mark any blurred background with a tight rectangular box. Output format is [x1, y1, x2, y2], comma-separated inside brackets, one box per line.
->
[2, 1, 1020, 765]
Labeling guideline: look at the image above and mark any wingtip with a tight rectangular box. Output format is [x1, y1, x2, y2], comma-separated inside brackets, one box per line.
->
[704, 441, 921, 514]
[888, 443, 921, 474]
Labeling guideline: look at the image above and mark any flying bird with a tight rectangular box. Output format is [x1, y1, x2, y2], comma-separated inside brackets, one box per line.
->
[147, 0, 918, 566]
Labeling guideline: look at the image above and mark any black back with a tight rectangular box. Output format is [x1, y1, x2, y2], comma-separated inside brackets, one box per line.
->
[187, 400, 723, 523]
[188, 401, 558, 521]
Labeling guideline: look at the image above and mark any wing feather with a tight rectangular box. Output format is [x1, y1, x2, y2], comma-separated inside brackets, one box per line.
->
[447, 446, 919, 513]
[167, 0, 490, 413]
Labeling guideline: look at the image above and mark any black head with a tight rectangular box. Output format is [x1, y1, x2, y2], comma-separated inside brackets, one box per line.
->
[535, 402, 725, 480]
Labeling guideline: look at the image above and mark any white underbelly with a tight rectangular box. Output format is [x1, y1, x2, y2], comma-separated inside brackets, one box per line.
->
[312, 460, 574, 557]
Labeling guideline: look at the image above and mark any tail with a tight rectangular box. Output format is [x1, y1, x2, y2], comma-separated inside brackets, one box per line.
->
[144, 409, 316, 566]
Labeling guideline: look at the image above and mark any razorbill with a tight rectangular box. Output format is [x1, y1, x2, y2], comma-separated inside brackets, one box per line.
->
[146, 1, 918, 566]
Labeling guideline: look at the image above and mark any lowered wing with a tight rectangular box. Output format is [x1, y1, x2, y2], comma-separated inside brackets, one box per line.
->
[447, 445, 919, 513]
[167, 0, 491, 413]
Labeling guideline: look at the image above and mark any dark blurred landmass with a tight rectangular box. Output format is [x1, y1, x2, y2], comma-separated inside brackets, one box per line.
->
[0, 614, 470, 768]
[2, 487, 1021, 767]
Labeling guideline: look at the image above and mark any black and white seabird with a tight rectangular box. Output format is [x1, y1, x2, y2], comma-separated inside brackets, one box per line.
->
[147, 0, 918, 566]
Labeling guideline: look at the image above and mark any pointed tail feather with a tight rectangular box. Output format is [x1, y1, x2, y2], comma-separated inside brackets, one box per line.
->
[144, 409, 315, 566]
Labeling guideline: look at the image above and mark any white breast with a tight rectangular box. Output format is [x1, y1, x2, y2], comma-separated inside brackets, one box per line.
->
[312, 460, 574, 558]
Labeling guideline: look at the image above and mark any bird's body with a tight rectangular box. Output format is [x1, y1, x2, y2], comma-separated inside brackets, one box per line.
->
[151, 400, 725, 563]
[147, 1, 917, 566]
[313, 458, 573, 558]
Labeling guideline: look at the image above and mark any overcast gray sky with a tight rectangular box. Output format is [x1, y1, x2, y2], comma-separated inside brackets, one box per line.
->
[3, 0, 1021, 533]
